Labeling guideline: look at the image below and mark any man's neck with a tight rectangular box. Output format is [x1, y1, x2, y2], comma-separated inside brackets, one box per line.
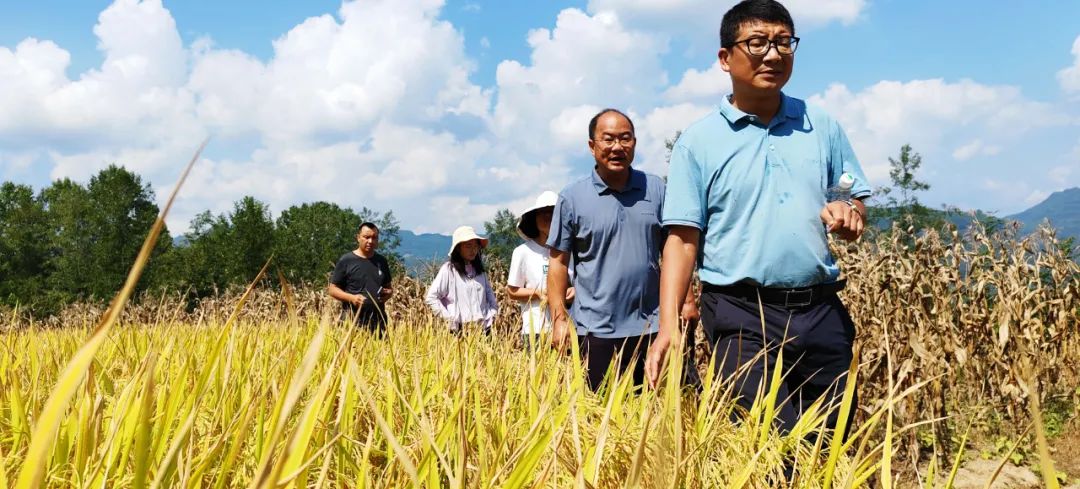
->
[535, 231, 549, 247]
[730, 89, 783, 125]
[354, 248, 374, 259]
[596, 166, 631, 192]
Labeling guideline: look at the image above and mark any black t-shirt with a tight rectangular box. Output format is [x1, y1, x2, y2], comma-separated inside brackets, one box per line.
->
[330, 251, 392, 314]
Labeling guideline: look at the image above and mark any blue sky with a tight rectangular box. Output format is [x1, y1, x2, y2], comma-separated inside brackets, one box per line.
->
[1, 0, 1078, 233]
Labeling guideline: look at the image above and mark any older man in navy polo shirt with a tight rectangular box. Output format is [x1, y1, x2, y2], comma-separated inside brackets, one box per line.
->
[645, 0, 871, 434]
[546, 108, 692, 391]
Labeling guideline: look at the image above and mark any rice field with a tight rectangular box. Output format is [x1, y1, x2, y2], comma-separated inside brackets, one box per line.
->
[1, 167, 1078, 488]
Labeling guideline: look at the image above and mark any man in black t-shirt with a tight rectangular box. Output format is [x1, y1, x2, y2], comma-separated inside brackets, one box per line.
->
[329, 222, 393, 330]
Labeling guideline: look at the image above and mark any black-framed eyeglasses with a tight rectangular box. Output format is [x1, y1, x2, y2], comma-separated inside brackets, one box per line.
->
[595, 133, 635, 148]
[734, 36, 799, 57]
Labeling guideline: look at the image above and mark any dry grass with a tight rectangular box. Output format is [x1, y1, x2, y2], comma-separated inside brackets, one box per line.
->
[1, 221, 1077, 487]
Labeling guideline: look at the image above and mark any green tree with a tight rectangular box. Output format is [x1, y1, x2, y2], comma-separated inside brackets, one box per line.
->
[870, 144, 948, 231]
[483, 208, 519, 266]
[357, 207, 403, 269]
[165, 196, 274, 295]
[40, 167, 169, 304]
[163, 210, 230, 297]
[664, 130, 683, 165]
[227, 196, 275, 282]
[273, 203, 403, 284]
[40, 178, 92, 304]
[274, 202, 362, 284]
[84, 166, 171, 298]
[0, 182, 50, 310]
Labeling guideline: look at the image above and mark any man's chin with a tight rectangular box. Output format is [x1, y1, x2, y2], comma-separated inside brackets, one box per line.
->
[603, 161, 630, 171]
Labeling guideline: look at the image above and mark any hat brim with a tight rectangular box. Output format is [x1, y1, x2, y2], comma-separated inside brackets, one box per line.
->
[515, 205, 554, 241]
[448, 237, 489, 256]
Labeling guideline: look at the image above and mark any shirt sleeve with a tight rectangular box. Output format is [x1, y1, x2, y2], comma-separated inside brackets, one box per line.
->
[829, 119, 872, 199]
[661, 141, 706, 229]
[379, 257, 392, 287]
[507, 246, 526, 288]
[425, 263, 453, 320]
[329, 256, 348, 287]
[481, 273, 498, 322]
[546, 193, 575, 253]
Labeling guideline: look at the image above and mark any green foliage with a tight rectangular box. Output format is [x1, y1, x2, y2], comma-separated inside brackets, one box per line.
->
[0, 183, 49, 311]
[357, 207, 403, 271]
[275, 202, 363, 284]
[664, 130, 683, 165]
[163, 200, 274, 298]
[483, 208, 519, 266]
[868, 144, 953, 233]
[0, 159, 408, 315]
[226, 196, 276, 282]
[37, 167, 170, 309]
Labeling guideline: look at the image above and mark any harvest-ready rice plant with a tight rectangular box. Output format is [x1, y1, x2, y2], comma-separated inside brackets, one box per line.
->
[1, 147, 1077, 486]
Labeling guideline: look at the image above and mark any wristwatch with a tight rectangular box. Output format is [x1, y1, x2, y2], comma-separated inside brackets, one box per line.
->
[842, 199, 863, 218]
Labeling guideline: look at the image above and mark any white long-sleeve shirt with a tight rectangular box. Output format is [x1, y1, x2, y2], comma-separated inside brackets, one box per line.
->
[425, 262, 498, 331]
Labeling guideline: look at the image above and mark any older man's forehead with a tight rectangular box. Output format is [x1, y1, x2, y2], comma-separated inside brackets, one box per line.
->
[596, 114, 634, 133]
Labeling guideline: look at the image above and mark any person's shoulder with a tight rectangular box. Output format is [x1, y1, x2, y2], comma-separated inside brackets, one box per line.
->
[336, 251, 356, 263]
[511, 243, 530, 259]
[794, 95, 840, 127]
[637, 170, 666, 189]
[675, 107, 725, 142]
[371, 252, 390, 264]
[562, 174, 593, 193]
[557, 174, 594, 203]
[433, 261, 453, 276]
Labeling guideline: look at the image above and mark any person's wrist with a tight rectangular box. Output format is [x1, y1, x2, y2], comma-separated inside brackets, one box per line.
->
[841, 199, 863, 218]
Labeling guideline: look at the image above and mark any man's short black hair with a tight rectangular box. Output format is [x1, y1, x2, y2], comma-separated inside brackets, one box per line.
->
[358, 222, 379, 234]
[588, 108, 635, 140]
[720, 0, 795, 49]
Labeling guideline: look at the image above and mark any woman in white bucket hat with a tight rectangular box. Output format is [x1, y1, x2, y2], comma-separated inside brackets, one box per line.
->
[425, 226, 498, 333]
[506, 191, 575, 349]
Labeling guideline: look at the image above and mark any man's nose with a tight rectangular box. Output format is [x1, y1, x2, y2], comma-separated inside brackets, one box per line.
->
[762, 43, 782, 62]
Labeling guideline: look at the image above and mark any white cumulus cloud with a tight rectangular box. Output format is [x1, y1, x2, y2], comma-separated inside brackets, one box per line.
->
[586, 0, 866, 40]
[664, 61, 732, 103]
[1058, 35, 1080, 97]
[4, 0, 1079, 232]
[952, 139, 1000, 161]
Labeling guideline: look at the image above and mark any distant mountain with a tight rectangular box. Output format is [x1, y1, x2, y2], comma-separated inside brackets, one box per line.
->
[397, 230, 451, 271]
[1008, 187, 1080, 240]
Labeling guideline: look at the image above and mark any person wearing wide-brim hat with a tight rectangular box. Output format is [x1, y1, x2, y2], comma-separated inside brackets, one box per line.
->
[425, 226, 499, 333]
[506, 191, 576, 350]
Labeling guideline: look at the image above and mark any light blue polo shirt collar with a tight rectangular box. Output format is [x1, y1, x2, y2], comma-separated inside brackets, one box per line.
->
[590, 167, 646, 195]
[718, 93, 800, 127]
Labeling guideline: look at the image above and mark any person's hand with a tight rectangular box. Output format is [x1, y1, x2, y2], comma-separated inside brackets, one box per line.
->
[379, 287, 393, 301]
[551, 315, 572, 351]
[645, 332, 674, 389]
[350, 294, 366, 308]
[565, 287, 576, 302]
[820, 201, 864, 242]
[680, 300, 700, 325]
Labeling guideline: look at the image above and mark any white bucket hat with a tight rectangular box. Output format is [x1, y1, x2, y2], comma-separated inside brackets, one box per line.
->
[516, 191, 558, 241]
[448, 226, 489, 256]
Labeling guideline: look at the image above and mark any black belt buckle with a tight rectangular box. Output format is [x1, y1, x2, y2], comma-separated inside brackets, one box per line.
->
[783, 288, 814, 307]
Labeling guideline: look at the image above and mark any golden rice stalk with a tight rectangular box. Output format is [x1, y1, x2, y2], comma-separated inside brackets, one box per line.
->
[13, 139, 206, 489]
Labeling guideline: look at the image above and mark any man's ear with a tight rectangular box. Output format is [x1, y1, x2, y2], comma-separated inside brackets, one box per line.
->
[587, 138, 597, 153]
[718, 48, 732, 72]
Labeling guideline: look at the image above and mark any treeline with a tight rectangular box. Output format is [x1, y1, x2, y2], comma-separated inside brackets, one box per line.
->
[0, 165, 400, 317]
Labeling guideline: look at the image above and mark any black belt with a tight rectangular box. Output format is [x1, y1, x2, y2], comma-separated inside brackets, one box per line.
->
[702, 280, 846, 308]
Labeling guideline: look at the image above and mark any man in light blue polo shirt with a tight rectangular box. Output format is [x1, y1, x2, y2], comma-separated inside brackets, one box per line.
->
[546, 108, 680, 391]
[645, 0, 870, 434]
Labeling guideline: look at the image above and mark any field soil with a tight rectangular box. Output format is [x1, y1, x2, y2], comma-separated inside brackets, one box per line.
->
[1054, 419, 1080, 485]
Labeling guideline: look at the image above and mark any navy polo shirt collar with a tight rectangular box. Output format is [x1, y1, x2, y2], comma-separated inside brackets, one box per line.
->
[591, 167, 645, 195]
[719, 93, 800, 126]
